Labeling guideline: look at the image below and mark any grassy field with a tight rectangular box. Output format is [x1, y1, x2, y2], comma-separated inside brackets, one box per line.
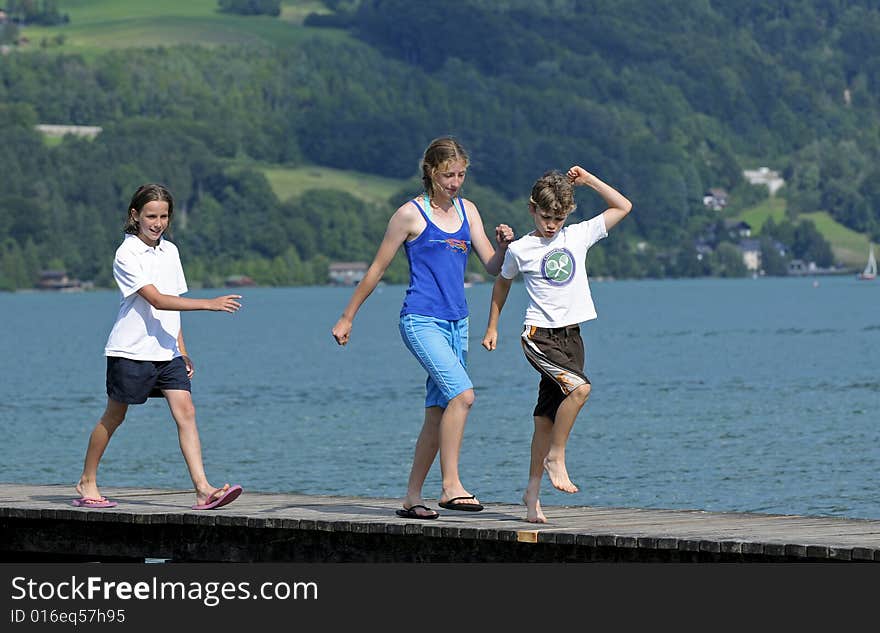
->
[21, 0, 341, 55]
[260, 165, 411, 207]
[279, 1, 331, 24]
[801, 211, 873, 267]
[736, 196, 872, 268]
[736, 196, 786, 232]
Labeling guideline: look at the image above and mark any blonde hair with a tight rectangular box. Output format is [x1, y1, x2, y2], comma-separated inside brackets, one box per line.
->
[529, 171, 575, 216]
[420, 137, 469, 198]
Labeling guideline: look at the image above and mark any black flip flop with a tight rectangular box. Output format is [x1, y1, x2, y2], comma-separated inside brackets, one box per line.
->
[438, 495, 484, 512]
[395, 504, 439, 520]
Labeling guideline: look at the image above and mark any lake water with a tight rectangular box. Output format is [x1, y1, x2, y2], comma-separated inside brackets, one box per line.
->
[1, 276, 878, 519]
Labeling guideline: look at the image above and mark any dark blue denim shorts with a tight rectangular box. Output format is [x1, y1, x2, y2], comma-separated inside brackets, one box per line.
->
[106, 356, 191, 404]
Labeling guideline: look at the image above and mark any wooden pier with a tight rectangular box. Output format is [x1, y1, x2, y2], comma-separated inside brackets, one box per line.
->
[2, 483, 879, 562]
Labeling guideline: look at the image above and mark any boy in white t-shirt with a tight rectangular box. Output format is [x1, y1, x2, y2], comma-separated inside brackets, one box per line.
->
[482, 166, 632, 523]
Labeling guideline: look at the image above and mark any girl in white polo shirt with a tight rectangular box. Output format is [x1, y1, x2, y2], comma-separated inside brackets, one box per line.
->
[73, 183, 244, 511]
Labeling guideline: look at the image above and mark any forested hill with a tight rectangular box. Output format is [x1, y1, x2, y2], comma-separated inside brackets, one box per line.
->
[1, 0, 879, 290]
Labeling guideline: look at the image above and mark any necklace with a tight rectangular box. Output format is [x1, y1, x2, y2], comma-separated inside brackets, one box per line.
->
[429, 195, 454, 214]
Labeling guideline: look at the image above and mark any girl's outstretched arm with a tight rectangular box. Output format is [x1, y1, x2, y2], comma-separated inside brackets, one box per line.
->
[137, 285, 241, 313]
[567, 165, 632, 231]
[331, 204, 415, 345]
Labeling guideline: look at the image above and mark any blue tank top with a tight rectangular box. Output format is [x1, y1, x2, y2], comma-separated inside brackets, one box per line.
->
[400, 195, 471, 320]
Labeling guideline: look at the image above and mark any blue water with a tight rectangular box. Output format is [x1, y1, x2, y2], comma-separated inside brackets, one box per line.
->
[1, 276, 878, 519]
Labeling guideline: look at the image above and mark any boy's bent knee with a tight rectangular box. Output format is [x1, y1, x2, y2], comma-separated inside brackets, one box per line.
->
[569, 383, 591, 405]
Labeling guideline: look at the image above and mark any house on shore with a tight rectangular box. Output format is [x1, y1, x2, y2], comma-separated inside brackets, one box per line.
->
[328, 262, 368, 286]
[738, 239, 762, 272]
[37, 270, 82, 291]
[224, 275, 256, 288]
[724, 219, 752, 239]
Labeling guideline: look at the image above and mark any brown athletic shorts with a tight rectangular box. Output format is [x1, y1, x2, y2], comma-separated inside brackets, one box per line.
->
[520, 324, 590, 422]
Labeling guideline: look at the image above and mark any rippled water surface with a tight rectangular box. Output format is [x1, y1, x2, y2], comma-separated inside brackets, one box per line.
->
[2, 276, 878, 519]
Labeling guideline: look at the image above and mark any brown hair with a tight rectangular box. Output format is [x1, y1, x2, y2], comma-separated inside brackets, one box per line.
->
[123, 183, 175, 235]
[420, 137, 469, 198]
[529, 171, 575, 217]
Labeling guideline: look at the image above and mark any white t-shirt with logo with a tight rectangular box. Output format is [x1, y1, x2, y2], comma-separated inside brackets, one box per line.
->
[104, 234, 189, 360]
[500, 214, 607, 328]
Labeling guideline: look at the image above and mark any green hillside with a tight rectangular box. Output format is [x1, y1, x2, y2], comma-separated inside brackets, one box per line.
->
[736, 197, 787, 233]
[801, 212, 873, 267]
[260, 165, 408, 207]
[4, 0, 880, 288]
[21, 0, 341, 54]
[736, 198, 872, 268]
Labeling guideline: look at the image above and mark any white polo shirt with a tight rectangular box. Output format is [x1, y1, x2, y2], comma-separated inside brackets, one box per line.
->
[500, 214, 607, 328]
[104, 234, 188, 360]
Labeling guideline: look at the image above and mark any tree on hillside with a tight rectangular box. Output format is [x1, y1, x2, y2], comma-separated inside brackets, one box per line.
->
[1, 21, 20, 44]
[759, 236, 789, 276]
[217, 0, 281, 17]
[761, 217, 834, 267]
[4, 0, 68, 26]
[712, 242, 749, 278]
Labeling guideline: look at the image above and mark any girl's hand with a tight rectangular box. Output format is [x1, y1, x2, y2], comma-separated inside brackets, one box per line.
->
[211, 294, 242, 313]
[481, 329, 498, 351]
[332, 317, 353, 346]
[182, 355, 194, 378]
[495, 224, 514, 247]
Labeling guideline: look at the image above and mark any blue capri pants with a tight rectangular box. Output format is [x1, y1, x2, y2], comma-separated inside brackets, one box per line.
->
[399, 314, 472, 408]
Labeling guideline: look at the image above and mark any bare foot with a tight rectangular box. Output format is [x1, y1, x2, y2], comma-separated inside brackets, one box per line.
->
[522, 491, 547, 524]
[195, 483, 230, 507]
[543, 457, 579, 493]
[75, 480, 104, 502]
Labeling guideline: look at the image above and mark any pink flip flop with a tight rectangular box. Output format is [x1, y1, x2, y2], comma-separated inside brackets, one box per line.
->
[72, 497, 118, 509]
[191, 484, 243, 510]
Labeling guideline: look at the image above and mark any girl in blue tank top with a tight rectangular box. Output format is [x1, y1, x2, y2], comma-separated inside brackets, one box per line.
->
[400, 193, 471, 320]
[332, 137, 513, 519]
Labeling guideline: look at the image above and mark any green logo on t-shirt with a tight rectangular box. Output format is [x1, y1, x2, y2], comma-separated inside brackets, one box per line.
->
[541, 248, 575, 286]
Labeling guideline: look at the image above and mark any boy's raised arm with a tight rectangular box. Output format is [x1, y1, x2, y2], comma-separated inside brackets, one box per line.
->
[567, 165, 632, 231]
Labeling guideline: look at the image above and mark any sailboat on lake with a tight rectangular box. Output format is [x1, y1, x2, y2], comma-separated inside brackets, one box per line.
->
[858, 244, 876, 280]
